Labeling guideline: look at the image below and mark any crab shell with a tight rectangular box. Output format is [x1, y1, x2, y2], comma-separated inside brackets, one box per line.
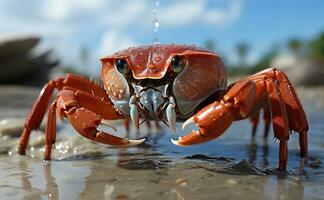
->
[100, 44, 227, 119]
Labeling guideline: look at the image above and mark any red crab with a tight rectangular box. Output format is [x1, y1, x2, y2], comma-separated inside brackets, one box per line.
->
[18, 44, 308, 170]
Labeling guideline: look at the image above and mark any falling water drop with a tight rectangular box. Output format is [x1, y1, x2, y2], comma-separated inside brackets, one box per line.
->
[152, 0, 160, 44]
[153, 19, 160, 33]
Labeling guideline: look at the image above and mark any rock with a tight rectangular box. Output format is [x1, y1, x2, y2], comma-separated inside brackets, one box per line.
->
[286, 60, 324, 86]
[310, 159, 321, 169]
[0, 35, 39, 58]
[0, 34, 58, 86]
[0, 118, 46, 137]
[0, 118, 25, 137]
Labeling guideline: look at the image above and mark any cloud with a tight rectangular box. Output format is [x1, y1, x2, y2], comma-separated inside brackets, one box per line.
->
[99, 1, 146, 28]
[159, 0, 243, 28]
[96, 30, 136, 58]
[158, 1, 204, 26]
[41, 0, 106, 21]
[202, 0, 242, 28]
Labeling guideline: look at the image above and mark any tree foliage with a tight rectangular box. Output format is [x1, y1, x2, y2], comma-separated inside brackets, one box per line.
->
[309, 32, 324, 61]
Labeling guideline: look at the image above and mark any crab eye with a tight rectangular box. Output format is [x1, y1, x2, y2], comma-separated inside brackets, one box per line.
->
[170, 56, 185, 73]
[116, 58, 129, 74]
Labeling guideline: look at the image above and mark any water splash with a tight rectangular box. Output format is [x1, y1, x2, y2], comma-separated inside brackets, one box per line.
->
[152, 0, 160, 44]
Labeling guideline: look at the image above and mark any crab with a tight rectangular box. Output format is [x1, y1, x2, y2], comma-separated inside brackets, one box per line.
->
[18, 44, 308, 170]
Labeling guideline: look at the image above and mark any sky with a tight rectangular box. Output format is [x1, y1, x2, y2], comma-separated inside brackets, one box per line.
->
[0, 0, 323, 74]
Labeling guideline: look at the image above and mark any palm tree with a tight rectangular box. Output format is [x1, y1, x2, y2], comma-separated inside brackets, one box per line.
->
[288, 38, 302, 57]
[236, 42, 249, 67]
[309, 32, 324, 62]
[204, 39, 216, 52]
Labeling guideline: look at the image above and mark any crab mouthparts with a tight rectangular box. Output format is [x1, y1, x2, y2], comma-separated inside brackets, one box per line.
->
[129, 83, 177, 133]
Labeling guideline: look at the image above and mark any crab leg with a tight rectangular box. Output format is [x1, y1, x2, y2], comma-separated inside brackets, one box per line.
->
[253, 68, 309, 157]
[44, 102, 57, 160]
[263, 103, 271, 138]
[19, 80, 57, 155]
[250, 111, 260, 137]
[266, 79, 290, 170]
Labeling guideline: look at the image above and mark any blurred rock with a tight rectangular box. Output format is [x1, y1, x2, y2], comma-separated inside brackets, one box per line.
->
[0, 35, 58, 86]
[0, 35, 39, 58]
[272, 54, 324, 86]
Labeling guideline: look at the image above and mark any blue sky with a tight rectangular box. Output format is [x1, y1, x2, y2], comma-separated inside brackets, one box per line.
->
[0, 0, 323, 74]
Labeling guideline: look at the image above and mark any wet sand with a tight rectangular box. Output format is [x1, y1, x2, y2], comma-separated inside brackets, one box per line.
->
[0, 85, 323, 200]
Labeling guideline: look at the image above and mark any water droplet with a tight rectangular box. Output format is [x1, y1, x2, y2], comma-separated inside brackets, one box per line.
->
[152, 0, 160, 44]
[153, 19, 159, 32]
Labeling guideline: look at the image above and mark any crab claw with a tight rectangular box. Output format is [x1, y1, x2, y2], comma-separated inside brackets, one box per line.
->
[65, 106, 146, 147]
[95, 131, 146, 146]
[172, 101, 238, 146]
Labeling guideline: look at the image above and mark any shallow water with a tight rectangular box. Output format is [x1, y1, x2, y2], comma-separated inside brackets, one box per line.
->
[0, 85, 323, 200]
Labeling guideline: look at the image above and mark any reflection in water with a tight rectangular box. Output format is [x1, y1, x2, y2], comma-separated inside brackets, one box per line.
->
[275, 176, 304, 200]
[247, 138, 257, 164]
[77, 132, 170, 199]
[78, 164, 107, 200]
[43, 163, 59, 200]
[10, 118, 318, 199]
[18, 161, 58, 200]
[18, 160, 39, 198]
[262, 141, 269, 167]
[14, 135, 310, 200]
[246, 138, 269, 168]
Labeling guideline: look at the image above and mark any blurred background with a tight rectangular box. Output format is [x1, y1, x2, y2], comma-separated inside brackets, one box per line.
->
[0, 0, 323, 86]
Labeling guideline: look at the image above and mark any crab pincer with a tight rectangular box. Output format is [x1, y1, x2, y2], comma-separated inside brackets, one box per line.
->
[173, 80, 256, 145]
